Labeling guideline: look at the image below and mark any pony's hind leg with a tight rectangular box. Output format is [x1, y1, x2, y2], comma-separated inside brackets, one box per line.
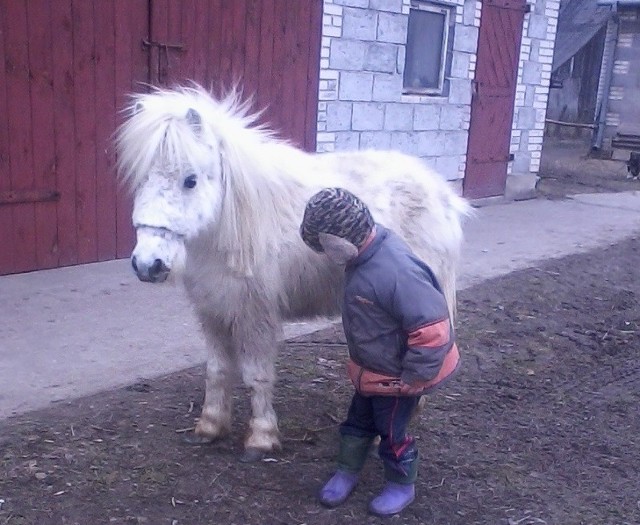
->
[236, 319, 281, 461]
[189, 322, 235, 444]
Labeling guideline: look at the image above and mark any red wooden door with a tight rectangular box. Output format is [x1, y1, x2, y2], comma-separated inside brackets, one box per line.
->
[463, 0, 527, 199]
[0, 1, 321, 276]
[0, 1, 146, 275]
[146, 0, 322, 151]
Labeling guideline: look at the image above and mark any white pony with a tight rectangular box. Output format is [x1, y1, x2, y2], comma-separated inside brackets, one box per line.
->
[116, 85, 471, 461]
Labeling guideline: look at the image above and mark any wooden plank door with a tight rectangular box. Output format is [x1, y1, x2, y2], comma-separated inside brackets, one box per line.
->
[147, 0, 323, 151]
[0, 1, 147, 275]
[0, 0, 322, 275]
[463, 0, 527, 199]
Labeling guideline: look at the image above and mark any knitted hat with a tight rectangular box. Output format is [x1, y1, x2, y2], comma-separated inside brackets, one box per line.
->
[300, 188, 375, 252]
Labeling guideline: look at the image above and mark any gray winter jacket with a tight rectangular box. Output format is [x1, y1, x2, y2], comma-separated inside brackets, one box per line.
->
[342, 226, 459, 396]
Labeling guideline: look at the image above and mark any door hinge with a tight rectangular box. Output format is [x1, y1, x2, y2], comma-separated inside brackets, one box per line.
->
[143, 39, 186, 86]
[142, 39, 186, 51]
[0, 189, 60, 206]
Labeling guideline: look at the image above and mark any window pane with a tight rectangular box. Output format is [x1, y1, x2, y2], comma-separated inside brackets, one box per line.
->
[404, 9, 446, 91]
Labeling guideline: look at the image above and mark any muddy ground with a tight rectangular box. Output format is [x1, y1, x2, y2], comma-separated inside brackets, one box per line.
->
[1, 231, 639, 525]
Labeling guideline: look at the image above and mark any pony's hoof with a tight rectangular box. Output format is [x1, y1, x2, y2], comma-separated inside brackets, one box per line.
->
[182, 432, 216, 446]
[239, 447, 267, 463]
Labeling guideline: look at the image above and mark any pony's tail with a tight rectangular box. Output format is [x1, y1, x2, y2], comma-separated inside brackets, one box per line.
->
[440, 193, 474, 324]
[441, 266, 459, 324]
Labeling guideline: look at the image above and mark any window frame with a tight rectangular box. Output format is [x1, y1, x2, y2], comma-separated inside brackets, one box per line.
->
[403, 1, 453, 96]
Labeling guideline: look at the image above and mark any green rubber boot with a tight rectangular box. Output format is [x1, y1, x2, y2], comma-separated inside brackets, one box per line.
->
[336, 434, 375, 473]
[319, 434, 374, 507]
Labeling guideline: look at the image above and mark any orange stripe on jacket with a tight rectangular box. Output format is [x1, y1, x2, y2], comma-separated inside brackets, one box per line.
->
[346, 343, 460, 396]
[408, 318, 450, 348]
[417, 342, 459, 391]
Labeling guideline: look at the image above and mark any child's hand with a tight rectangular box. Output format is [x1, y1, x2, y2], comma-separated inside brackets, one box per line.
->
[398, 381, 426, 396]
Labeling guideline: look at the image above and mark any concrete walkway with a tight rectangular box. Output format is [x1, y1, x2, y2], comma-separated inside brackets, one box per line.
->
[1, 191, 640, 419]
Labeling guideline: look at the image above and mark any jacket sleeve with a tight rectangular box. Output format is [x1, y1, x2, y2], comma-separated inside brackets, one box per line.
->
[387, 263, 455, 386]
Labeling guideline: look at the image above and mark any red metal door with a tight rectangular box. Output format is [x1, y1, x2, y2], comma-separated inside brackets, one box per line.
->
[463, 0, 527, 199]
[147, 0, 323, 151]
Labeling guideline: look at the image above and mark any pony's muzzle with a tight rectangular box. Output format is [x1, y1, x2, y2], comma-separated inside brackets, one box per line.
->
[131, 256, 170, 283]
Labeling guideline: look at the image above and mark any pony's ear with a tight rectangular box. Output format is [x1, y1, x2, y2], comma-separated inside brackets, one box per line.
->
[186, 108, 202, 134]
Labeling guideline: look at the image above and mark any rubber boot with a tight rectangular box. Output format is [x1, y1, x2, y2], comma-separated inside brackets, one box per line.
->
[369, 482, 415, 516]
[319, 434, 373, 508]
[319, 470, 359, 507]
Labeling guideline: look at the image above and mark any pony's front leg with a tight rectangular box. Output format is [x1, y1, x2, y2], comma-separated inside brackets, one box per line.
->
[189, 324, 235, 444]
[236, 321, 281, 462]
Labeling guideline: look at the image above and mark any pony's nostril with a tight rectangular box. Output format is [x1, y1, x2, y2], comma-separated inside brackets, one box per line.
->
[149, 258, 167, 279]
[131, 256, 138, 273]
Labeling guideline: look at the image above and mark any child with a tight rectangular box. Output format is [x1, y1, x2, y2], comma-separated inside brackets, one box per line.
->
[299, 187, 460, 516]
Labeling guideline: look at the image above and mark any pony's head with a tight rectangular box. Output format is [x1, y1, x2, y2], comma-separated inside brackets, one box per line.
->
[116, 85, 287, 283]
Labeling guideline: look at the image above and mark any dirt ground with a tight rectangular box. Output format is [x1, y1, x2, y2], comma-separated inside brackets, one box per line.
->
[537, 138, 640, 198]
[2, 142, 639, 525]
[1, 230, 639, 524]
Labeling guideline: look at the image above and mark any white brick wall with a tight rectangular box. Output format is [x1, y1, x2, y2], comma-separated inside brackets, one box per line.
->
[510, 0, 559, 178]
[317, 0, 482, 182]
[318, 0, 558, 190]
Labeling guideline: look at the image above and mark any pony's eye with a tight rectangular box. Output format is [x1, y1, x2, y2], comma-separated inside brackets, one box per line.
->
[184, 175, 197, 189]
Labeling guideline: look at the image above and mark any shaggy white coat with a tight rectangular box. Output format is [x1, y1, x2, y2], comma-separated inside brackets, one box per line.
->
[116, 86, 472, 454]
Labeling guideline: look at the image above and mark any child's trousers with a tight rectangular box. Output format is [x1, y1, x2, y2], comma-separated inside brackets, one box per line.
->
[338, 392, 420, 484]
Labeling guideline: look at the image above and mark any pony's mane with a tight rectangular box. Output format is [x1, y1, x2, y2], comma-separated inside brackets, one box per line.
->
[116, 85, 280, 188]
[115, 85, 307, 276]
